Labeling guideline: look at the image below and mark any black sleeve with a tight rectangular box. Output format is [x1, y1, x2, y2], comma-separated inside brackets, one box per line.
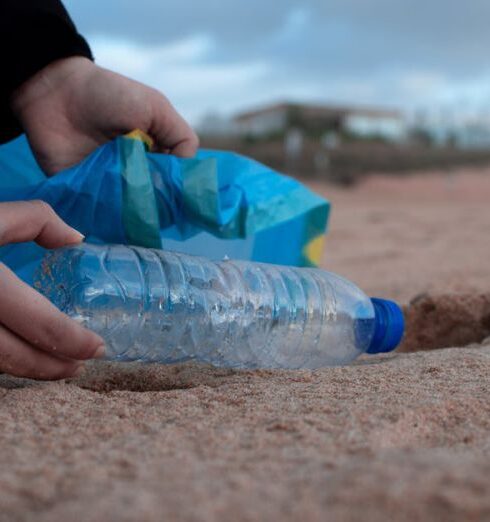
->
[0, 0, 93, 143]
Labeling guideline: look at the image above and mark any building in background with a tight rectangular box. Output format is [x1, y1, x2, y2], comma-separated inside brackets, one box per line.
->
[198, 112, 240, 137]
[342, 108, 406, 142]
[231, 102, 406, 143]
[199, 101, 490, 151]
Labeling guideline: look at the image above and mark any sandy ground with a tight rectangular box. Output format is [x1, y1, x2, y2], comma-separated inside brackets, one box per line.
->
[1, 167, 490, 522]
[314, 167, 490, 302]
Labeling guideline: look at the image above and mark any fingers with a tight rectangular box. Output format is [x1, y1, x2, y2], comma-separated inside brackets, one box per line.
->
[149, 92, 199, 158]
[0, 263, 105, 362]
[0, 323, 83, 380]
[0, 203, 103, 381]
[0, 200, 84, 248]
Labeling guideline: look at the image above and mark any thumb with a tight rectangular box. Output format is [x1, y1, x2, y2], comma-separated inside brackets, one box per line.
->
[0, 201, 84, 249]
[147, 92, 199, 158]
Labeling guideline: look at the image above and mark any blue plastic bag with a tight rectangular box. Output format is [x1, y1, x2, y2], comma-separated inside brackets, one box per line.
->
[0, 133, 330, 282]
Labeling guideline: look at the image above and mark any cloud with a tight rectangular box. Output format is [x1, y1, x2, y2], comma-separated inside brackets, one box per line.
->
[92, 34, 213, 76]
[90, 35, 269, 122]
[64, 0, 490, 121]
[65, 0, 490, 74]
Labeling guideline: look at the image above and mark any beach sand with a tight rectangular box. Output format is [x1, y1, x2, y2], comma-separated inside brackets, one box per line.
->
[1, 167, 490, 522]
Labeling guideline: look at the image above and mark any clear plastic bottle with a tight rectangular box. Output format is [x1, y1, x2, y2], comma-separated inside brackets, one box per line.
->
[34, 244, 404, 369]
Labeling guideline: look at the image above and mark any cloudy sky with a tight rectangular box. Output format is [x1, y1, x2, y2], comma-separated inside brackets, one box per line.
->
[64, 0, 490, 125]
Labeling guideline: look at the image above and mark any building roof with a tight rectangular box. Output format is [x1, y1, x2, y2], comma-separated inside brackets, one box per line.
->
[233, 102, 402, 122]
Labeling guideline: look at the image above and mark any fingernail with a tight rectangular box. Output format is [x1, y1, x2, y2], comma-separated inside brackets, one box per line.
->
[69, 228, 85, 242]
[94, 345, 106, 359]
[73, 365, 85, 378]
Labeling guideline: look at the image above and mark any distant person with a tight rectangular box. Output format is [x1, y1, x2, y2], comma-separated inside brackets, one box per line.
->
[0, 0, 199, 380]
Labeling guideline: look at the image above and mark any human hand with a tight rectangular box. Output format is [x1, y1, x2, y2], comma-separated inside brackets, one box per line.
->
[0, 201, 105, 380]
[11, 57, 199, 175]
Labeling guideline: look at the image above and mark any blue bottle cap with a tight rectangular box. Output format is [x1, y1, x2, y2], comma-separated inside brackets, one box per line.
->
[367, 298, 405, 354]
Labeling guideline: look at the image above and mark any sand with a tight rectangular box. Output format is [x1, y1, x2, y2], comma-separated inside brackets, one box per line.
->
[1, 166, 490, 522]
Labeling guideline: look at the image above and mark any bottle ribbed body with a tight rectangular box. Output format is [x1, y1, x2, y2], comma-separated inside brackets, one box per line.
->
[35, 244, 377, 369]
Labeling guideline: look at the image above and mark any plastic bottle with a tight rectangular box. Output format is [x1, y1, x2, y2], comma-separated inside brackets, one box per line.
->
[34, 244, 404, 369]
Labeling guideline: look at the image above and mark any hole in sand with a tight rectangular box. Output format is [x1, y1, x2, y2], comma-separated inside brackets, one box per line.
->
[401, 293, 490, 353]
[74, 361, 237, 393]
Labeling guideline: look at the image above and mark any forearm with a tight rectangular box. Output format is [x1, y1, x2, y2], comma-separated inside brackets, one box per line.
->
[0, 0, 93, 143]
